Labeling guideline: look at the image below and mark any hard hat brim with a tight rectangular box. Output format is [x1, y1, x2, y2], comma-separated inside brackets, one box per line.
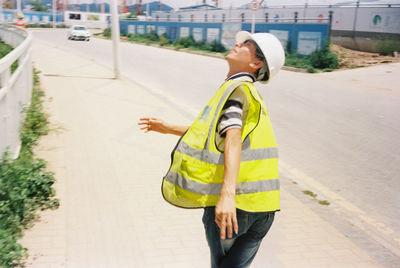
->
[235, 31, 253, 44]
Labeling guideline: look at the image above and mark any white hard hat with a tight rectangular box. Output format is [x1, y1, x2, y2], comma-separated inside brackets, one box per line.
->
[236, 31, 285, 83]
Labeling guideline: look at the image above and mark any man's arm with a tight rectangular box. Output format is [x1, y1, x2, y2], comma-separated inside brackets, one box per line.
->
[138, 117, 189, 136]
[215, 128, 242, 240]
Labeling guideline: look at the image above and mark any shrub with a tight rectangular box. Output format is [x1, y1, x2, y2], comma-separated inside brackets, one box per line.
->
[56, 24, 68, 28]
[26, 24, 68, 28]
[0, 39, 18, 73]
[20, 78, 49, 150]
[174, 44, 184, 50]
[307, 66, 316, 73]
[145, 31, 159, 42]
[192, 41, 207, 50]
[208, 40, 226, 53]
[0, 69, 59, 267]
[103, 28, 111, 38]
[128, 34, 146, 42]
[377, 36, 400, 56]
[159, 33, 170, 46]
[308, 44, 339, 69]
[173, 37, 196, 48]
[285, 52, 312, 70]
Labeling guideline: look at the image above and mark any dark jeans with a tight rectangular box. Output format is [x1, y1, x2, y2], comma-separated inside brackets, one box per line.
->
[202, 207, 275, 268]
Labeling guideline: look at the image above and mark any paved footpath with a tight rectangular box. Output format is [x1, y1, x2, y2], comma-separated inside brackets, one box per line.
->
[20, 39, 384, 268]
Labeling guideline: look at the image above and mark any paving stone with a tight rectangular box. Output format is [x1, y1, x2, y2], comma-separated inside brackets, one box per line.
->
[20, 37, 385, 268]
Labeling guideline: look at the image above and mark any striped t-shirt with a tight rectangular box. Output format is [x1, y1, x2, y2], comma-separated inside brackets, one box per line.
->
[215, 73, 255, 151]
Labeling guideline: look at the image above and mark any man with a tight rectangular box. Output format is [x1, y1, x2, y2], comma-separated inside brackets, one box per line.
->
[15, 13, 26, 28]
[139, 31, 285, 268]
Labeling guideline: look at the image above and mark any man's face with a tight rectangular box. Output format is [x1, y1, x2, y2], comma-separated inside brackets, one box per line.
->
[226, 40, 263, 72]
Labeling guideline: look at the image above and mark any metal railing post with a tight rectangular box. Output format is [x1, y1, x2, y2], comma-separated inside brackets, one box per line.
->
[352, 0, 360, 39]
[328, 10, 333, 45]
[290, 12, 298, 53]
[110, 0, 121, 79]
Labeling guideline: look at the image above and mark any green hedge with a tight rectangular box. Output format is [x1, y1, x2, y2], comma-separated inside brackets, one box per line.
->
[285, 43, 339, 73]
[377, 36, 400, 56]
[26, 23, 68, 28]
[103, 29, 341, 72]
[0, 40, 18, 73]
[104, 29, 228, 54]
[0, 70, 59, 267]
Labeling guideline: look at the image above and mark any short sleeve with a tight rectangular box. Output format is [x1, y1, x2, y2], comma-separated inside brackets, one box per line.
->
[215, 86, 249, 151]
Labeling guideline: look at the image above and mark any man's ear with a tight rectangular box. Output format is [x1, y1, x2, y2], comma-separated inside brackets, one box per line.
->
[249, 60, 264, 71]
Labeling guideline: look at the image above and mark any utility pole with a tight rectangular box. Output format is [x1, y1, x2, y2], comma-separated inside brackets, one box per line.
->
[110, 0, 121, 79]
[352, 0, 360, 38]
[52, 0, 56, 28]
[16, 0, 21, 14]
[0, 0, 3, 23]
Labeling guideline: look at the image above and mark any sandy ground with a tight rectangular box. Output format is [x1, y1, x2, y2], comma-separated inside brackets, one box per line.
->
[331, 44, 400, 69]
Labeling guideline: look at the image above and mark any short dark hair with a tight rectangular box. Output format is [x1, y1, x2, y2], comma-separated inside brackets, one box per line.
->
[245, 39, 265, 61]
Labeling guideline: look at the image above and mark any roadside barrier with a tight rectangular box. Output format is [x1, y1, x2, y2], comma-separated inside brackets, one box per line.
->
[0, 25, 33, 158]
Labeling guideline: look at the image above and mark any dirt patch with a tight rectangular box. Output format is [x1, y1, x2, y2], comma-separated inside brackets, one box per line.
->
[331, 44, 400, 69]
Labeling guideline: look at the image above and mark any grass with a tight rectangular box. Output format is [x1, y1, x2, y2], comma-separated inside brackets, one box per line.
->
[0, 69, 59, 267]
[318, 200, 330, 206]
[302, 190, 318, 198]
[302, 190, 330, 206]
[26, 23, 68, 28]
[0, 39, 19, 75]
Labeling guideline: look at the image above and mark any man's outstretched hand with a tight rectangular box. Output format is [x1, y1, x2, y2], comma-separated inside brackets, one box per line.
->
[138, 117, 170, 134]
[138, 117, 189, 136]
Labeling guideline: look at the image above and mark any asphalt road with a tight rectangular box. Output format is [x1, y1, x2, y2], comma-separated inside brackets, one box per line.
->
[31, 29, 400, 261]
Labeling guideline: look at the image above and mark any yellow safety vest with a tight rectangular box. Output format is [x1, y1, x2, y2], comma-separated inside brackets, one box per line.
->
[162, 80, 280, 212]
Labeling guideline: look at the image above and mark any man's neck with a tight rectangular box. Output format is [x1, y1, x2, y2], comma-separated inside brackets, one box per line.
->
[226, 68, 256, 79]
[226, 69, 242, 80]
[226, 71, 256, 82]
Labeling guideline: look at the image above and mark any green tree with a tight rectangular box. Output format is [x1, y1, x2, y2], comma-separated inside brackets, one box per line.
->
[30, 1, 49, 12]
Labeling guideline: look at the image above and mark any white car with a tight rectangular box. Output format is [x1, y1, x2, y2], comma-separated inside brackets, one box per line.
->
[68, 25, 91, 41]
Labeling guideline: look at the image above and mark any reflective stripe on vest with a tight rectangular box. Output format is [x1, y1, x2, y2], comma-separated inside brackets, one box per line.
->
[175, 140, 278, 165]
[165, 171, 279, 195]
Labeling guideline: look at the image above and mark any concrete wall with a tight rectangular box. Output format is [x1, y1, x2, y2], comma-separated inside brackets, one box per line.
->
[332, 35, 400, 54]
[153, 5, 400, 34]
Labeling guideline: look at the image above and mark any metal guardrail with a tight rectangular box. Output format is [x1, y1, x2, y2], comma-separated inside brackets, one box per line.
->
[132, 17, 330, 23]
[0, 24, 33, 159]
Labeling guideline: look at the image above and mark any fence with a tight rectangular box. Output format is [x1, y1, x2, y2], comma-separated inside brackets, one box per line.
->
[0, 25, 33, 158]
[120, 16, 331, 56]
[120, 20, 223, 43]
[1, 10, 63, 24]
